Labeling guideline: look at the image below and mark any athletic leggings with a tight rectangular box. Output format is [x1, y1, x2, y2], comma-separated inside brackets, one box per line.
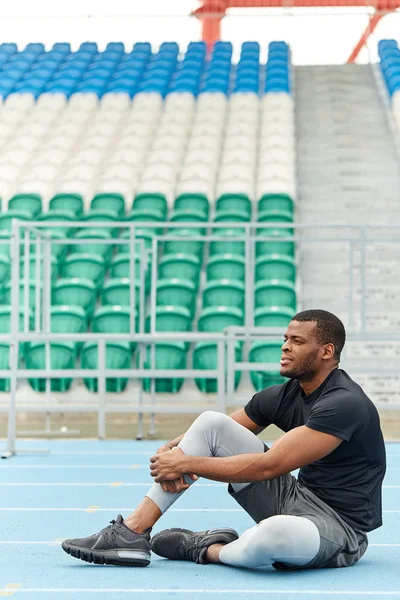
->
[146, 411, 320, 569]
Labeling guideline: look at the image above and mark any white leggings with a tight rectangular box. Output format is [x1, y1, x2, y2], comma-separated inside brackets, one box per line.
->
[146, 411, 320, 569]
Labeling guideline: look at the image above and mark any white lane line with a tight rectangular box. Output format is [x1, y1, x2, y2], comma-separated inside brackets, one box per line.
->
[5, 589, 400, 595]
[0, 508, 398, 513]
[2, 464, 400, 470]
[0, 482, 398, 489]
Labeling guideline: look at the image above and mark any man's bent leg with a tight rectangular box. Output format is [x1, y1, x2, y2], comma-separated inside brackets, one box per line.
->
[145, 411, 265, 515]
[216, 515, 320, 569]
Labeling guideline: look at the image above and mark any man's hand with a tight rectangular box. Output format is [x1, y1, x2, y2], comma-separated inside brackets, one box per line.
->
[154, 442, 198, 492]
[150, 447, 198, 486]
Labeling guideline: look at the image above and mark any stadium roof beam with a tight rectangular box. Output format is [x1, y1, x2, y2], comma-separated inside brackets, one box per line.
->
[192, 0, 400, 62]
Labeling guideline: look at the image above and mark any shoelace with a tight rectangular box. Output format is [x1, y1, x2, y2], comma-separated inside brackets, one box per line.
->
[184, 534, 204, 563]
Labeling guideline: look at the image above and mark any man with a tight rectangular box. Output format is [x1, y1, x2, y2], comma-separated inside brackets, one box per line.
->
[62, 309, 386, 570]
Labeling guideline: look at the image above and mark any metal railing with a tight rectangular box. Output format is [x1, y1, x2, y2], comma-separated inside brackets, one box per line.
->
[1, 219, 400, 457]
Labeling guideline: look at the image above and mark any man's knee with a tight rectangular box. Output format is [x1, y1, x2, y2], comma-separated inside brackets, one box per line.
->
[193, 411, 230, 433]
[246, 515, 318, 558]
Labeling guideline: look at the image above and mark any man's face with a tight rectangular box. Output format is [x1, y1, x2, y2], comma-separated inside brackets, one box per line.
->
[280, 320, 326, 382]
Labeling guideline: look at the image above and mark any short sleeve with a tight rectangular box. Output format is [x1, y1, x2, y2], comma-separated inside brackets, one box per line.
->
[244, 385, 281, 428]
[306, 389, 367, 442]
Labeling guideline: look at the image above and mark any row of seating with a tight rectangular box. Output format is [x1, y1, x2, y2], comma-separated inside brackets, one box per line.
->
[379, 39, 400, 130]
[0, 41, 294, 99]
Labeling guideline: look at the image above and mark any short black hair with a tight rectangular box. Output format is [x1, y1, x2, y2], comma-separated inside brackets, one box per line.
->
[291, 309, 346, 362]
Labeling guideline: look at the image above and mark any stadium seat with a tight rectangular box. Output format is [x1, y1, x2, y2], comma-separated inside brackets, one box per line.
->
[156, 278, 196, 314]
[258, 193, 294, 215]
[8, 193, 42, 217]
[202, 279, 245, 310]
[209, 228, 245, 257]
[145, 305, 191, 334]
[216, 193, 252, 217]
[0, 306, 30, 391]
[84, 209, 120, 236]
[49, 193, 84, 217]
[101, 278, 143, 308]
[71, 229, 114, 263]
[26, 306, 86, 392]
[111, 253, 150, 293]
[39, 210, 76, 236]
[164, 227, 204, 257]
[174, 193, 209, 218]
[142, 341, 186, 393]
[254, 279, 296, 310]
[254, 306, 294, 327]
[61, 253, 105, 289]
[52, 278, 97, 317]
[256, 228, 295, 258]
[0, 210, 31, 231]
[158, 253, 200, 287]
[133, 193, 167, 219]
[206, 254, 245, 282]
[198, 305, 244, 332]
[19, 255, 58, 282]
[3, 280, 41, 311]
[91, 193, 126, 217]
[255, 254, 296, 283]
[249, 340, 287, 391]
[82, 341, 131, 393]
[194, 339, 242, 393]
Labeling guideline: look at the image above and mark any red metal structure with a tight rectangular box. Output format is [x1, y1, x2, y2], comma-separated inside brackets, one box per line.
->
[192, 0, 400, 61]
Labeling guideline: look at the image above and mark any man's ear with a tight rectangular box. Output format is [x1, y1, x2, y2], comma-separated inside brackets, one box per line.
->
[322, 343, 335, 360]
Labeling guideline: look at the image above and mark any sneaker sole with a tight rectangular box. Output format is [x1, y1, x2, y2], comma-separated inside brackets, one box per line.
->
[61, 542, 150, 567]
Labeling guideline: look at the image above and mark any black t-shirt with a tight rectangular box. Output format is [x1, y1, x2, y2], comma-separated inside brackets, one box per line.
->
[244, 368, 386, 532]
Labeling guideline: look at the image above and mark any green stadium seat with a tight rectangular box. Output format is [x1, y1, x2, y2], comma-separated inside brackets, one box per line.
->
[29, 230, 68, 262]
[0, 306, 31, 391]
[52, 278, 97, 317]
[0, 256, 10, 285]
[39, 209, 76, 236]
[110, 253, 150, 294]
[145, 305, 191, 334]
[0, 210, 31, 231]
[71, 229, 114, 264]
[170, 209, 207, 227]
[164, 227, 204, 258]
[84, 209, 120, 236]
[198, 306, 244, 332]
[117, 228, 155, 256]
[82, 341, 131, 393]
[3, 280, 41, 311]
[156, 278, 196, 314]
[0, 233, 10, 257]
[142, 341, 186, 393]
[255, 254, 296, 284]
[91, 193, 126, 217]
[249, 340, 287, 391]
[202, 279, 245, 310]
[8, 194, 42, 217]
[258, 193, 294, 215]
[254, 279, 297, 311]
[101, 278, 142, 308]
[49, 193, 83, 217]
[133, 193, 167, 219]
[92, 305, 137, 351]
[216, 193, 251, 217]
[254, 306, 294, 328]
[158, 253, 200, 288]
[61, 253, 105, 290]
[84, 209, 120, 235]
[256, 228, 295, 258]
[193, 340, 242, 393]
[174, 193, 209, 219]
[25, 306, 86, 392]
[125, 208, 164, 235]
[20, 255, 58, 282]
[257, 209, 293, 229]
[209, 228, 245, 257]
[214, 210, 250, 223]
[26, 342, 76, 392]
[206, 254, 245, 282]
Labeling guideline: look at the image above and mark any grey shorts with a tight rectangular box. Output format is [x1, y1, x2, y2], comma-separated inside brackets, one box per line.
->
[228, 472, 369, 570]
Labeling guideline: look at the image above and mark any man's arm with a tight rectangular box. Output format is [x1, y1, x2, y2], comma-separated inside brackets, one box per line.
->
[150, 425, 343, 484]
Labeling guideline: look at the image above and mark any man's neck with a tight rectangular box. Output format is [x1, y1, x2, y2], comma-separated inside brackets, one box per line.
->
[299, 365, 338, 397]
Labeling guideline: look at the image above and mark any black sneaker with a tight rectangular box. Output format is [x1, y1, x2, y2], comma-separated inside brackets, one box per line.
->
[61, 515, 151, 566]
[151, 527, 238, 564]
